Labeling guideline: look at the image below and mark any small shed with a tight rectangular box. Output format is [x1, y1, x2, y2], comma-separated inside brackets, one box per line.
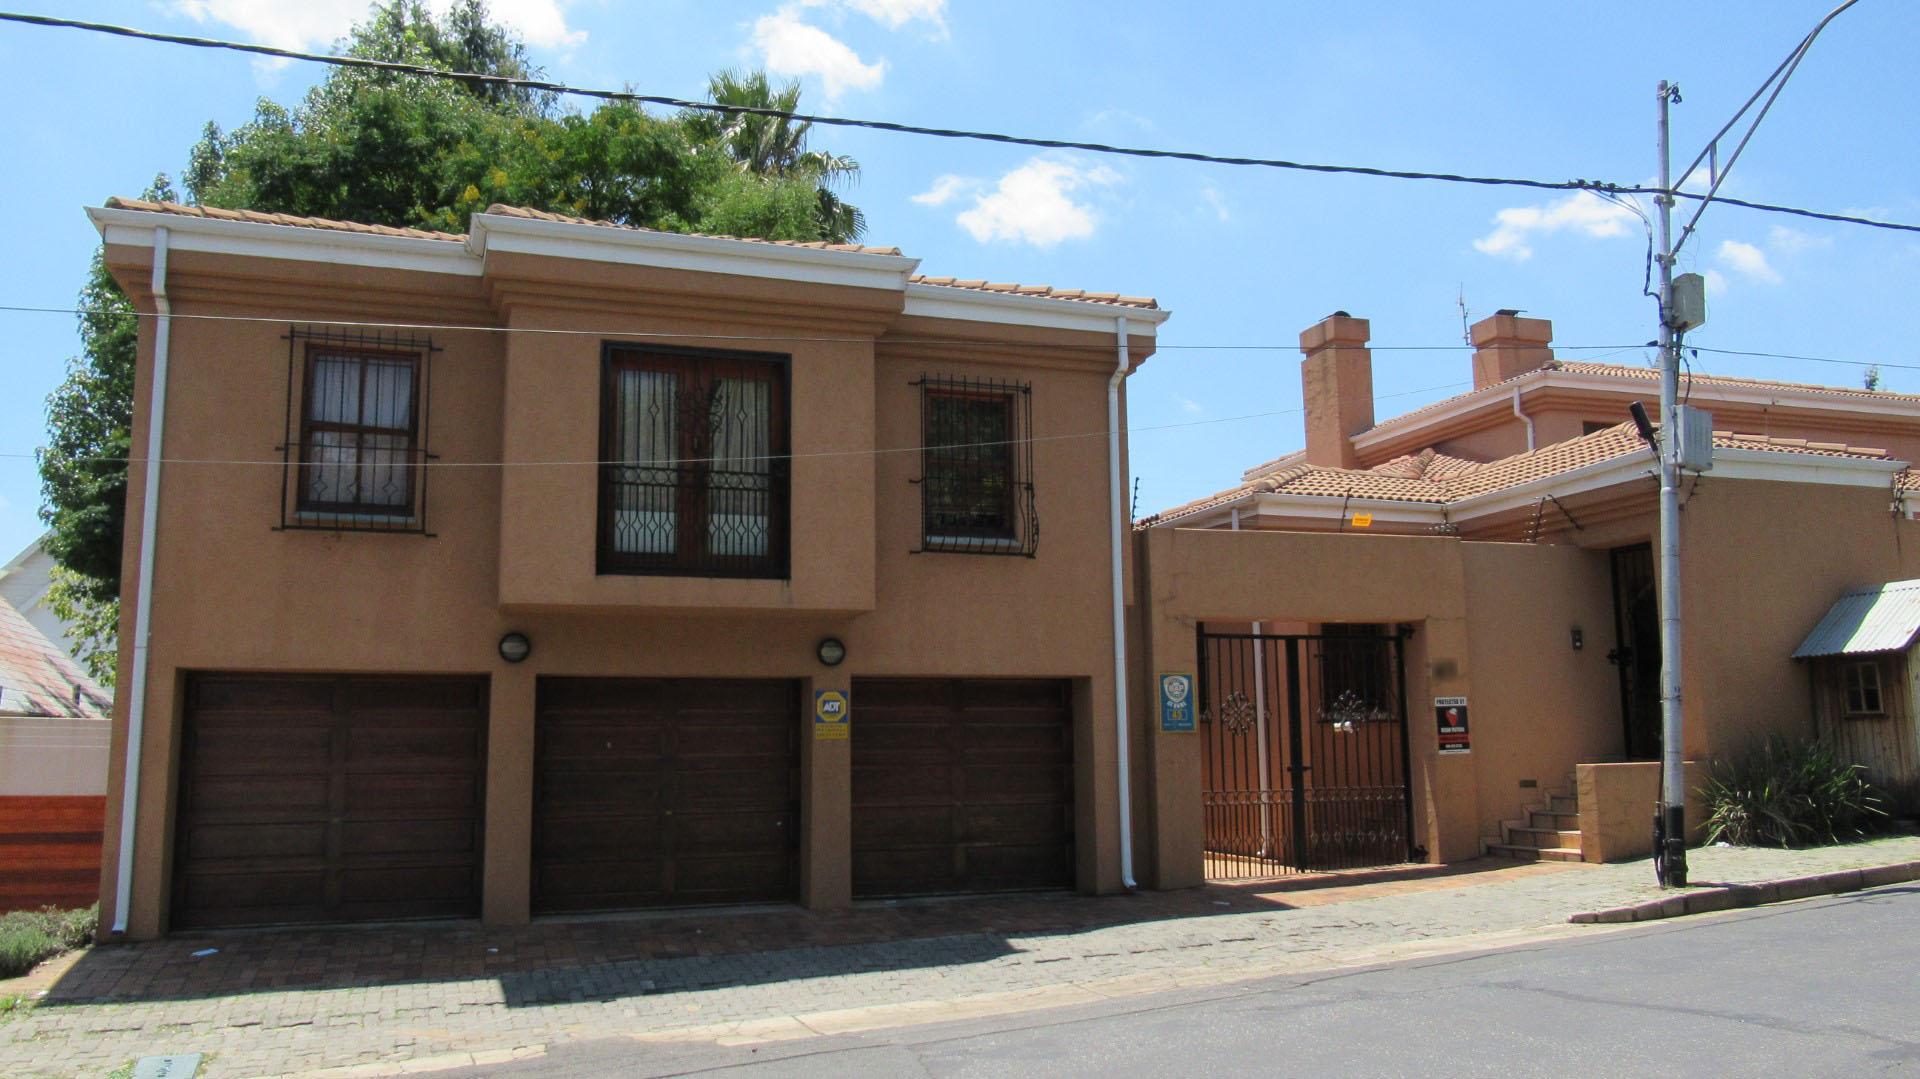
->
[1793, 579, 1920, 800]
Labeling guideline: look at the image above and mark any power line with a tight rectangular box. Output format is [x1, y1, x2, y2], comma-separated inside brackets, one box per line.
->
[6, 8, 1919, 239]
[0, 380, 1477, 469]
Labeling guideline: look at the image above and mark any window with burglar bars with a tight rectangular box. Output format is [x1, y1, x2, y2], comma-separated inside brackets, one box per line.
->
[598, 345, 790, 578]
[279, 327, 436, 534]
[912, 375, 1037, 556]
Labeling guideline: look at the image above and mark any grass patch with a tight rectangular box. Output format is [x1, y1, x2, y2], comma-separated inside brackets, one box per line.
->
[0, 904, 97, 979]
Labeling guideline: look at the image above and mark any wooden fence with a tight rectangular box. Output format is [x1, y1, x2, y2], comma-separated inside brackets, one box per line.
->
[0, 795, 105, 912]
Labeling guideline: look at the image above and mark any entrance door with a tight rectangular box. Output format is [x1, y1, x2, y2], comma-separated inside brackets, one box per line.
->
[1196, 628, 1412, 879]
[532, 678, 799, 913]
[1609, 544, 1662, 761]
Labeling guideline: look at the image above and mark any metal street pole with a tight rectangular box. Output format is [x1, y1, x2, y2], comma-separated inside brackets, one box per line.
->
[1653, 80, 1688, 888]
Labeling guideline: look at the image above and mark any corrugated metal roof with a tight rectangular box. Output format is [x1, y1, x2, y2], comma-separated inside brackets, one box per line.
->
[1793, 579, 1920, 659]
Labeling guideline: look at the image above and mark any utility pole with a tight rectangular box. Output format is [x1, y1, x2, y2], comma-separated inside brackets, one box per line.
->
[1652, 80, 1688, 888]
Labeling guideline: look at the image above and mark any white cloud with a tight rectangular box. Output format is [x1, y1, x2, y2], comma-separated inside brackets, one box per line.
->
[911, 175, 974, 207]
[1177, 396, 1204, 416]
[1717, 239, 1781, 285]
[943, 158, 1122, 248]
[1704, 269, 1729, 297]
[167, 0, 585, 53]
[1767, 225, 1830, 254]
[1200, 184, 1230, 223]
[840, 0, 947, 34]
[752, 6, 887, 99]
[1473, 190, 1638, 261]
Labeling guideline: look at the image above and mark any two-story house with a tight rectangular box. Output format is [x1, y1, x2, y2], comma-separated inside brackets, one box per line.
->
[90, 198, 1166, 937]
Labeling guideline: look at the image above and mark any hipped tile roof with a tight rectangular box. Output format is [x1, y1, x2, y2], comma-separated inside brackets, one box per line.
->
[0, 597, 109, 720]
[102, 198, 1159, 309]
[1140, 423, 1898, 528]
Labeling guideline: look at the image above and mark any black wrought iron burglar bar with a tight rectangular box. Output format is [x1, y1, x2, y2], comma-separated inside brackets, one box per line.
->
[910, 374, 1037, 556]
[278, 326, 439, 535]
[1196, 627, 1414, 879]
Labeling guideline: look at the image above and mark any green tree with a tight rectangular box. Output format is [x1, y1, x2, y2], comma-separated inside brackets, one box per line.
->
[686, 70, 866, 242]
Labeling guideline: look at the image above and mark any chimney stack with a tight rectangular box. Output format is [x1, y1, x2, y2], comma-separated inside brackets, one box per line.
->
[1299, 312, 1373, 469]
[1469, 310, 1554, 389]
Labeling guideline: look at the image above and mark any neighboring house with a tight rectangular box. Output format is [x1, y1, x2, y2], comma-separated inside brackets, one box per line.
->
[90, 198, 1168, 937]
[0, 595, 110, 912]
[1794, 579, 1920, 807]
[1134, 311, 1920, 877]
[0, 533, 87, 665]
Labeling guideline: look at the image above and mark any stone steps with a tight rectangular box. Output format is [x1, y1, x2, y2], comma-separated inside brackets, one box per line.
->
[1486, 776, 1585, 863]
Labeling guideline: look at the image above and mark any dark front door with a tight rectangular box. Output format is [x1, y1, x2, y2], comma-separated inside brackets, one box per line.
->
[850, 678, 1075, 897]
[532, 678, 799, 914]
[1610, 544, 1663, 761]
[173, 674, 488, 930]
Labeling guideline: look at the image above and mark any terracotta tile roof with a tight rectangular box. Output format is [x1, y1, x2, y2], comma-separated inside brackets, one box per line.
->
[1363, 358, 1920, 442]
[1141, 423, 1895, 527]
[102, 199, 1159, 310]
[908, 276, 1159, 310]
[104, 197, 464, 242]
[0, 597, 108, 720]
[481, 204, 906, 256]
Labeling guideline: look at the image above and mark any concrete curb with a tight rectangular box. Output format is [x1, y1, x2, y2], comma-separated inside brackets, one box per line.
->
[1568, 859, 1920, 924]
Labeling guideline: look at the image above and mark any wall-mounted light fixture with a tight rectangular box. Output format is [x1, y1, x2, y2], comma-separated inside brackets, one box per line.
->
[816, 637, 847, 667]
[1571, 626, 1584, 651]
[499, 632, 532, 663]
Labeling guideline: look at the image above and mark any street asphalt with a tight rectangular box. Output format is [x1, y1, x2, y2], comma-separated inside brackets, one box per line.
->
[447, 882, 1920, 1078]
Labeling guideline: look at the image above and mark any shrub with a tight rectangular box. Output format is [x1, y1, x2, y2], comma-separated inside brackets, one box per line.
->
[0, 905, 98, 979]
[1702, 737, 1887, 848]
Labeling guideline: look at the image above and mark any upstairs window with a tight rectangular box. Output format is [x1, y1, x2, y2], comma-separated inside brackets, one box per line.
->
[913, 375, 1037, 556]
[598, 345, 789, 578]
[1843, 660, 1884, 716]
[280, 328, 435, 534]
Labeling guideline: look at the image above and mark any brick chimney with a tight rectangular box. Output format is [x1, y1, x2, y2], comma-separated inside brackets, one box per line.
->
[1300, 312, 1373, 469]
[1469, 310, 1554, 389]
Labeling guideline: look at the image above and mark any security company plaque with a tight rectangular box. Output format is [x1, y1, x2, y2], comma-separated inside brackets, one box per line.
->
[1160, 673, 1196, 733]
[814, 689, 849, 740]
[1435, 696, 1470, 754]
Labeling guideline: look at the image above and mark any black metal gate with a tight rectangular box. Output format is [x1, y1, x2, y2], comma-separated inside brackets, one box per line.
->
[1197, 626, 1414, 879]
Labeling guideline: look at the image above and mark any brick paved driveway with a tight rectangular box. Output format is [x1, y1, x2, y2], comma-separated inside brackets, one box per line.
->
[5, 837, 1918, 1079]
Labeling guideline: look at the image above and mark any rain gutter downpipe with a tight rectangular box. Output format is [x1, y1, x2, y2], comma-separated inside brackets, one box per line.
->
[1512, 386, 1536, 451]
[112, 226, 170, 936]
[1109, 316, 1137, 890]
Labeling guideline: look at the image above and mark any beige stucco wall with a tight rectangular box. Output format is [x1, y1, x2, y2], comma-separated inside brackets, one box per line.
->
[96, 241, 1149, 938]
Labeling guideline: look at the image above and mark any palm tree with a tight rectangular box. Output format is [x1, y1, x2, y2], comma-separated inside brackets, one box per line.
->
[690, 70, 866, 243]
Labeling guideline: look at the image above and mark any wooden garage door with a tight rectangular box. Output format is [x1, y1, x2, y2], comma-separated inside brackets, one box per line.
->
[173, 674, 487, 930]
[851, 678, 1074, 897]
[533, 678, 799, 913]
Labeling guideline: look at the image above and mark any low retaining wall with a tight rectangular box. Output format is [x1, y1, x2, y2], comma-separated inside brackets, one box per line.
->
[1576, 761, 1708, 863]
[0, 795, 105, 911]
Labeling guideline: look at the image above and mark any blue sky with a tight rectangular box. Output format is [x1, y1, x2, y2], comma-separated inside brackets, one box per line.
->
[2, 0, 1916, 560]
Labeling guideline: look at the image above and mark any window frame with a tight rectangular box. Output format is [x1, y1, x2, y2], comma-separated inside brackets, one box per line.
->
[295, 344, 423, 519]
[596, 343, 792, 579]
[1842, 659, 1886, 717]
[913, 374, 1037, 557]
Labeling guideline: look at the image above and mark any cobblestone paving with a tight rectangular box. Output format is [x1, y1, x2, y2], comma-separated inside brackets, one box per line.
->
[6, 837, 1918, 1079]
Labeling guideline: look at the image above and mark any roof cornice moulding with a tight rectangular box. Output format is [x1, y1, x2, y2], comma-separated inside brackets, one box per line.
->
[902, 282, 1168, 335]
[88, 206, 480, 278]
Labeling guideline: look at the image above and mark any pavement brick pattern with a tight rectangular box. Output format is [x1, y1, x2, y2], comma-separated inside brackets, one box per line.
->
[5, 837, 1918, 1078]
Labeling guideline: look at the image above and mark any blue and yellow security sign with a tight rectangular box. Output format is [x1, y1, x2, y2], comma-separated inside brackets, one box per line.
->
[814, 689, 850, 740]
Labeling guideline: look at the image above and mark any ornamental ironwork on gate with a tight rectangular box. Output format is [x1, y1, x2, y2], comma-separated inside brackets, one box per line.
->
[1197, 626, 1414, 879]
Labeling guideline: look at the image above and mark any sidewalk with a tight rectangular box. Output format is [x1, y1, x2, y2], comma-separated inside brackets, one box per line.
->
[6, 836, 1919, 1078]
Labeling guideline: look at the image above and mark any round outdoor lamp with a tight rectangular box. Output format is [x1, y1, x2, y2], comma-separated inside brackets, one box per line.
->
[498, 632, 532, 664]
[816, 637, 847, 667]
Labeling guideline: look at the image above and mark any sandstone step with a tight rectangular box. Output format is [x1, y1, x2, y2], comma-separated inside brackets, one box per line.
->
[1486, 842, 1583, 863]
[1504, 826, 1583, 849]
[1530, 811, 1581, 831]
[1547, 794, 1579, 814]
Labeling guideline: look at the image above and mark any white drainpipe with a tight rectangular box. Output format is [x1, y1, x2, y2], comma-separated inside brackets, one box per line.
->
[1512, 386, 1536, 451]
[112, 227, 171, 936]
[1109, 316, 1137, 890]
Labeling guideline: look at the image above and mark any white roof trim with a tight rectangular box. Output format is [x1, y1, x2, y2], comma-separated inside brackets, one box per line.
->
[468, 211, 920, 291]
[88, 206, 480, 277]
[903, 281, 1167, 335]
[1249, 493, 1445, 524]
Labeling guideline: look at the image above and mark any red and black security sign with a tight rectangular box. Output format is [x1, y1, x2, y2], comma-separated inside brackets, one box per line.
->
[1435, 696, 1470, 755]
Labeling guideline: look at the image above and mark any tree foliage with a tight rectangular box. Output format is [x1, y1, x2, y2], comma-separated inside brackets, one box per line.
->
[40, 1, 867, 648]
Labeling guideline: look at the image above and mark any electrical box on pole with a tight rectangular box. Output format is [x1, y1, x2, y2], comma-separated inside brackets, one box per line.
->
[1670, 272, 1708, 332]
[1671, 405, 1715, 472]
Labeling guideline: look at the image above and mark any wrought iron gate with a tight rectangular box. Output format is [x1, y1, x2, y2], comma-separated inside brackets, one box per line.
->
[1197, 627, 1414, 878]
